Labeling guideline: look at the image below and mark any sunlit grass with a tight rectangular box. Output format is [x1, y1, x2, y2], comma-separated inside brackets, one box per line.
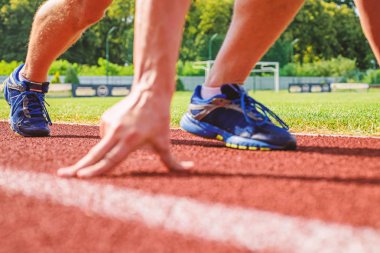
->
[0, 90, 379, 136]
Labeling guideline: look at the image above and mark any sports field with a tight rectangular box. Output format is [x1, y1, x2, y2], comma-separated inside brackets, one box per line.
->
[1, 90, 379, 136]
[1, 89, 380, 253]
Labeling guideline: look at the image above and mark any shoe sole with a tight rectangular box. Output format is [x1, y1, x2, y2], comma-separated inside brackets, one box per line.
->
[10, 124, 50, 137]
[180, 113, 296, 151]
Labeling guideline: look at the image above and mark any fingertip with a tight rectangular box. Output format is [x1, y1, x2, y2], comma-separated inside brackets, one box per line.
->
[76, 170, 94, 179]
[179, 161, 194, 170]
[57, 167, 77, 178]
[169, 160, 194, 172]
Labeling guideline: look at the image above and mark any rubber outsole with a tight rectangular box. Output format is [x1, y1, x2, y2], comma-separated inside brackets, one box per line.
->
[180, 113, 297, 151]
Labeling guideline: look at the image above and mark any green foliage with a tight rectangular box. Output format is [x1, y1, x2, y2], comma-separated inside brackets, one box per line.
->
[1, 91, 378, 136]
[262, 40, 292, 67]
[176, 61, 204, 76]
[0, 0, 375, 70]
[64, 68, 80, 84]
[0, 60, 22, 75]
[363, 69, 380, 85]
[96, 58, 134, 76]
[281, 0, 373, 69]
[50, 72, 61, 84]
[0, 0, 43, 61]
[324, 0, 356, 8]
[181, 0, 233, 61]
[281, 57, 356, 77]
[176, 77, 185, 91]
[48, 59, 134, 76]
[50, 60, 76, 76]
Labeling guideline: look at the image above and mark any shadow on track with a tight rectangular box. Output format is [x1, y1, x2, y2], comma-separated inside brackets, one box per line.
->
[50, 135, 100, 139]
[296, 146, 380, 158]
[171, 139, 380, 158]
[124, 170, 380, 186]
[171, 139, 224, 148]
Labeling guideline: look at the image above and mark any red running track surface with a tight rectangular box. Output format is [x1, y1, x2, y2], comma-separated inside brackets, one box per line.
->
[0, 122, 379, 252]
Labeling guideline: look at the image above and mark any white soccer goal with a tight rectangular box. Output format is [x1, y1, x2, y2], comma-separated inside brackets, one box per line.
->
[192, 60, 280, 92]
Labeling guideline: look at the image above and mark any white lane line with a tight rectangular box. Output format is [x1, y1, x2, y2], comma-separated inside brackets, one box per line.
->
[0, 168, 379, 253]
[293, 132, 380, 139]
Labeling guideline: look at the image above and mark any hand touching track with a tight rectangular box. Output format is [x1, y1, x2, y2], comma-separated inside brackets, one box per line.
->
[57, 0, 192, 178]
[57, 89, 193, 178]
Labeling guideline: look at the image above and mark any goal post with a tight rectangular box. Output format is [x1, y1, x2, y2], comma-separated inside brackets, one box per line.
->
[192, 60, 280, 92]
[252, 62, 280, 92]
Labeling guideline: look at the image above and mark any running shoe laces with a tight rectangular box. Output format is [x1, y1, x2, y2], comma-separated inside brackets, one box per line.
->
[223, 84, 289, 130]
[11, 91, 52, 125]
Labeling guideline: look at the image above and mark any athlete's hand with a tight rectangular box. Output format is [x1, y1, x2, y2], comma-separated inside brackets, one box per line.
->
[57, 89, 193, 178]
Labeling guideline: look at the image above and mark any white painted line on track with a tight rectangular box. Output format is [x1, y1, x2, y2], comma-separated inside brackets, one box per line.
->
[293, 132, 380, 139]
[1, 168, 379, 253]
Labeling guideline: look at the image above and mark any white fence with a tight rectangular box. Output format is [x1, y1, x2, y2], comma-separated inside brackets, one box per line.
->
[0, 75, 342, 91]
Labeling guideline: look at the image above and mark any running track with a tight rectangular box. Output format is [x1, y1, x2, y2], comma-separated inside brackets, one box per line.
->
[0, 122, 379, 252]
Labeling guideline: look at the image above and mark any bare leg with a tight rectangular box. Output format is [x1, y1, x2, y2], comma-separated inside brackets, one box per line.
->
[133, 0, 190, 95]
[205, 0, 304, 87]
[21, 0, 112, 82]
[355, 0, 380, 64]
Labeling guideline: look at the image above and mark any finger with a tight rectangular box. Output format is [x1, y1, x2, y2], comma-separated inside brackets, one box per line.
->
[57, 130, 119, 177]
[99, 120, 108, 138]
[76, 132, 142, 178]
[56, 165, 79, 178]
[153, 138, 194, 171]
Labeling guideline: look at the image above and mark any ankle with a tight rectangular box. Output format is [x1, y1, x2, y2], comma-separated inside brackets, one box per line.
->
[201, 85, 221, 99]
[19, 65, 48, 83]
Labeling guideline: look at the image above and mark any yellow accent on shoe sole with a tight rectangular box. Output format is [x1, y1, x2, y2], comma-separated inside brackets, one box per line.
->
[216, 135, 224, 141]
[14, 132, 22, 137]
[229, 144, 238, 149]
[226, 143, 271, 151]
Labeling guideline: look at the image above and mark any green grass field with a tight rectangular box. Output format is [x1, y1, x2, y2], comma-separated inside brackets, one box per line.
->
[0, 90, 379, 136]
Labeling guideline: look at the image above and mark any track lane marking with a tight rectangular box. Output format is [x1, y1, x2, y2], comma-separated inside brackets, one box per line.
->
[0, 167, 379, 253]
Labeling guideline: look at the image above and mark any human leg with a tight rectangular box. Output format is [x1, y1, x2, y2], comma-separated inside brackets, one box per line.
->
[58, 0, 192, 178]
[3, 0, 111, 136]
[22, 0, 112, 82]
[205, 0, 304, 88]
[355, 0, 380, 64]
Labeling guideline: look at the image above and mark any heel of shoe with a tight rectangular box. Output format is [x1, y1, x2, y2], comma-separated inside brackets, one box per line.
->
[2, 80, 11, 105]
[180, 114, 217, 139]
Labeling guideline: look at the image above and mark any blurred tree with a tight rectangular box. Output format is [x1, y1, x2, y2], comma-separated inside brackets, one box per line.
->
[61, 0, 135, 65]
[0, 0, 375, 70]
[270, 0, 373, 69]
[0, 0, 44, 61]
[324, 0, 356, 8]
[181, 0, 233, 61]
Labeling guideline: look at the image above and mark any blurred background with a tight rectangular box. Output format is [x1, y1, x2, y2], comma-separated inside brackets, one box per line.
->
[0, 0, 379, 87]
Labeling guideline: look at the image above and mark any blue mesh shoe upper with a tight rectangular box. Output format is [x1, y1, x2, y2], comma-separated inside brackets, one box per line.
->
[183, 84, 296, 148]
[3, 64, 52, 137]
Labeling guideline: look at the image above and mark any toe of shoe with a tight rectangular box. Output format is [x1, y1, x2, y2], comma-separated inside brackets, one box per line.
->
[18, 125, 50, 137]
[253, 125, 297, 149]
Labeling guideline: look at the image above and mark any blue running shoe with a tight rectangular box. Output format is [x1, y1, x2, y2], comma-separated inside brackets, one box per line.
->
[180, 84, 296, 150]
[2, 64, 52, 137]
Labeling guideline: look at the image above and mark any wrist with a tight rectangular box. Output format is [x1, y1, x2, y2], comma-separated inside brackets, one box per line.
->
[132, 76, 175, 101]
